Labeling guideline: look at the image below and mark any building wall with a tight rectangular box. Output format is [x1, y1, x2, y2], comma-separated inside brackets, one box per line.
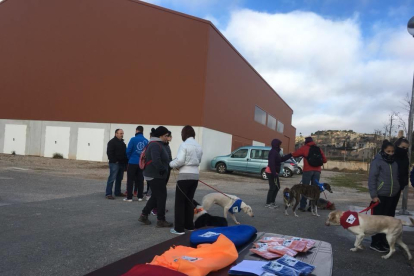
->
[203, 26, 295, 152]
[0, 119, 233, 170]
[0, 0, 208, 126]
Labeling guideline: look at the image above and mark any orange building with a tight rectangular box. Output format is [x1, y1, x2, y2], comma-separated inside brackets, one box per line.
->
[0, 0, 295, 169]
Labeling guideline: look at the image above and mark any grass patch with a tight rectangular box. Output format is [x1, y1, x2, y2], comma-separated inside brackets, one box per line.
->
[327, 172, 369, 192]
[53, 153, 64, 159]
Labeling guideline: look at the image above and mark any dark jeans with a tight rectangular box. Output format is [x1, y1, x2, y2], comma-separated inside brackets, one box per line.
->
[174, 180, 198, 232]
[390, 190, 401, 215]
[126, 164, 144, 199]
[371, 195, 400, 245]
[266, 173, 280, 204]
[142, 178, 167, 221]
[300, 170, 321, 209]
[106, 163, 125, 196]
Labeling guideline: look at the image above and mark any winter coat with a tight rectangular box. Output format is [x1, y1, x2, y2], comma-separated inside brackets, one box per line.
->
[394, 147, 409, 191]
[169, 137, 203, 175]
[291, 141, 327, 172]
[126, 133, 148, 165]
[268, 139, 292, 176]
[107, 137, 128, 164]
[143, 138, 170, 180]
[368, 153, 400, 199]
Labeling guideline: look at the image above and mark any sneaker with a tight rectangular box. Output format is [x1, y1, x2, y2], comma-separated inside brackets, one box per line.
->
[138, 215, 151, 225]
[138, 198, 143, 202]
[157, 220, 173, 228]
[151, 209, 157, 216]
[105, 195, 115, 200]
[271, 203, 279, 208]
[115, 193, 126, 197]
[170, 228, 185, 235]
[370, 243, 388, 253]
[123, 198, 133, 202]
[265, 204, 276, 209]
[145, 195, 151, 201]
[382, 242, 390, 250]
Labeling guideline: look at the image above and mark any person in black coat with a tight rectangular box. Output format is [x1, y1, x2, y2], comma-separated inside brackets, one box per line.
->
[391, 137, 410, 215]
[105, 129, 128, 199]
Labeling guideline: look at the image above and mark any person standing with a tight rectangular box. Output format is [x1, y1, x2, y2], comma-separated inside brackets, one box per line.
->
[124, 126, 148, 202]
[138, 126, 173, 228]
[105, 129, 128, 199]
[368, 140, 400, 252]
[391, 137, 409, 214]
[169, 125, 203, 235]
[291, 137, 327, 211]
[265, 139, 292, 208]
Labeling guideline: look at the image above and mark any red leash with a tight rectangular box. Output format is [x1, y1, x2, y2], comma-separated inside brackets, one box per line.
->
[359, 201, 380, 215]
[198, 180, 232, 199]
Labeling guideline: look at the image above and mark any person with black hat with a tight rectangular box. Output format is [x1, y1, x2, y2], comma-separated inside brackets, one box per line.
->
[291, 136, 327, 211]
[138, 126, 173, 228]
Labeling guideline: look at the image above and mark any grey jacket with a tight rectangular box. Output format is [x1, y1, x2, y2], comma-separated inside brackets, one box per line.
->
[143, 138, 169, 180]
[368, 153, 400, 199]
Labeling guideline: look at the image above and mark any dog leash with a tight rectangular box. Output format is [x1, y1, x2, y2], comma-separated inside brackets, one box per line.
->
[359, 201, 379, 215]
[198, 179, 232, 199]
[171, 170, 197, 209]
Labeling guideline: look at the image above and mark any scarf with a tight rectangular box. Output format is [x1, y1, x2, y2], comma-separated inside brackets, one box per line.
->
[380, 150, 394, 163]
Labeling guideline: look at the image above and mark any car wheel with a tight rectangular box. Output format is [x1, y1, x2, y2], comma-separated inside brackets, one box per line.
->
[261, 169, 268, 180]
[216, 163, 227, 174]
[283, 168, 293, 178]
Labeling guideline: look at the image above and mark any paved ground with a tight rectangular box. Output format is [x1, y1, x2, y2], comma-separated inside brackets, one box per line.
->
[1, 154, 414, 275]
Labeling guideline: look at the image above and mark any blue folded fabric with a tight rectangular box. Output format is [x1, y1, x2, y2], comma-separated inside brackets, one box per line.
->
[276, 255, 315, 276]
[262, 261, 300, 276]
[190, 225, 257, 246]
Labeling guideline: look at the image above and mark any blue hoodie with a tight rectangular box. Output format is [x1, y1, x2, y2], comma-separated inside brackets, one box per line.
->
[126, 133, 148, 164]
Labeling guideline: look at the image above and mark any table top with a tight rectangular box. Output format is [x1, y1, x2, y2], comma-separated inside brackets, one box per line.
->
[85, 232, 333, 276]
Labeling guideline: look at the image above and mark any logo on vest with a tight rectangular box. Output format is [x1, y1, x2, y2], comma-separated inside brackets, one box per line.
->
[346, 214, 356, 224]
[199, 231, 220, 238]
[232, 206, 239, 213]
[181, 256, 202, 262]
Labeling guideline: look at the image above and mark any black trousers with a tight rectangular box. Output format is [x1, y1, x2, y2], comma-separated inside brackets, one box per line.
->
[174, 180, 198, 232]
[266, 173, 280, 204]
[126, 164, 144, 199]
[371, 195, 400, 245]
[142, 178, 167, 221]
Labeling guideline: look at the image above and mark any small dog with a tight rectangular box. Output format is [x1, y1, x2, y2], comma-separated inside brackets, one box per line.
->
[317, 198, 336, 210]
[202, 193, 254, 225]
[326, 210, 414, 260]
[285, 183, 333, 217]
[193, 200, 228, 229]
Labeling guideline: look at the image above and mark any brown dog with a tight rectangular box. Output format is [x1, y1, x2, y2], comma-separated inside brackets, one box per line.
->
[285, 183, 333, 217]
[317, 198, 336, 210]
[326, 210, 414, 260]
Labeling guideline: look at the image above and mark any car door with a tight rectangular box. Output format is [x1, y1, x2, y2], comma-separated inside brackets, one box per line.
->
[227, 148, 249, 171]
[246, 149, 264, 173]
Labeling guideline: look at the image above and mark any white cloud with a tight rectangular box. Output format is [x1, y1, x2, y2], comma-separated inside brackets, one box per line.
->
[222, 9, 414, 135]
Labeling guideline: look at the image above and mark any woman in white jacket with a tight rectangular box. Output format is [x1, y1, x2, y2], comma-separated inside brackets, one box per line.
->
[169, 125, 203, 235]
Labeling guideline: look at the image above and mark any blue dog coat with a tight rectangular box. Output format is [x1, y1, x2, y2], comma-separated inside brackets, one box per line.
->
[228, 199, 243, 214]
[190, 225, 257, 247]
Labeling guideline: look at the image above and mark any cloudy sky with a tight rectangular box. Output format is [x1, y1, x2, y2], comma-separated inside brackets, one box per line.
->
[142, 0, 414, 136]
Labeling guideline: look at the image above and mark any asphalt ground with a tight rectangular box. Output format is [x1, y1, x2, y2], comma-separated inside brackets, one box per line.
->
[0, 157, 414, 276]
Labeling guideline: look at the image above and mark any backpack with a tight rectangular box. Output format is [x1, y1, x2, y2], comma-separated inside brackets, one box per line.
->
[307, 145, 323, 167]
[139, 141, 162, 170]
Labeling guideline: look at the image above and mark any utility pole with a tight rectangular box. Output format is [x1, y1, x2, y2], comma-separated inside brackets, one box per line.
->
[388, 114, 393, 140]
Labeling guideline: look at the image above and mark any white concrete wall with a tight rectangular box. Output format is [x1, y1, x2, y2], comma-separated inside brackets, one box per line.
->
[252, 140, 265, 146]
[199, 127, 232, 170]
[0, 120, 232, 170]
[44, 126, 71, 158]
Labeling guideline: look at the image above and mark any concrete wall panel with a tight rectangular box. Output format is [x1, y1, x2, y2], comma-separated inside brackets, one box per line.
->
[44, 126, 70, 158]
[76, 128, 105, 162]
[4, 124, 27, 155]
[199, 127, 232, 170]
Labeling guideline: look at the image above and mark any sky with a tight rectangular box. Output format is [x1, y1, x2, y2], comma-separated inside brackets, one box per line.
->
[142, 0, 414, 136]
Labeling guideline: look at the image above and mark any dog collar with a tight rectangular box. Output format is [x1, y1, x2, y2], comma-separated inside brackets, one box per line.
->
[315, 179, 325, 192]
[228, 199, 242, 214]
[340, 211, 360, 229]
[326, 201, 333, 209]
[283, 192, 290, 199]
[194, 207, 204, 215]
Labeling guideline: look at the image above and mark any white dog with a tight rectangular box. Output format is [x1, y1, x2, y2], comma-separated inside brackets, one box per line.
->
[201, 193, 254, 225]
[326, 210, 414, 260]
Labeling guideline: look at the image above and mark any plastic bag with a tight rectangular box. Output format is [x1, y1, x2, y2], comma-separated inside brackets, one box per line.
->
[282, 240, 307, 253]
[259, 237, 285, 243]
[262, 261, 300, 276]
[276, 255, 315, 275]
[268, 245, 298, 257]
[291, 237, 315, 252]
[250, 242, 282, 260]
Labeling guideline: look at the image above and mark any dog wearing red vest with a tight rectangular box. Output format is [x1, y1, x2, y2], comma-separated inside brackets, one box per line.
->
[326, 210, 414, 260]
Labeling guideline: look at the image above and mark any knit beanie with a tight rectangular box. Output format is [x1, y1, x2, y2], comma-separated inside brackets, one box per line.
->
[153, 126, 169, 137]
[305, 137, 313, 144]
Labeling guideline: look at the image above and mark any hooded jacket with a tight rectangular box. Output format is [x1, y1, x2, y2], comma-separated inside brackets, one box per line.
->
[368, 153, 400, 199]
[268, 139, 292, 176]
[143, 137, 170, 179]
[291, 141, 327, 172]
[169, 137, 203, 176]
[394, 147, 409, 191]
[126, 132, 148, 165]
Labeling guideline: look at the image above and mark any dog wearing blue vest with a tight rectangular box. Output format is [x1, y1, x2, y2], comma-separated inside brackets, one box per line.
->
[202, 193, 254, 225]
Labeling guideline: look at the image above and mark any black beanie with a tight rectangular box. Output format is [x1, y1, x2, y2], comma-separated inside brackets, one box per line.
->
[153, 126, 169, 137]
[305, 137, 313, 144]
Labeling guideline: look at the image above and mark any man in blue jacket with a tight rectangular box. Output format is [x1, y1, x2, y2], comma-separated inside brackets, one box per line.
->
[124, 126, 148, 202]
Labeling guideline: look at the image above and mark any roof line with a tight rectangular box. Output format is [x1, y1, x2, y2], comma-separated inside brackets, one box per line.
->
[127, 0, 293, 112]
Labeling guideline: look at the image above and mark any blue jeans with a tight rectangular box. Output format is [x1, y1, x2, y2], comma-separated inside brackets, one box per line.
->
[106, 163, 125, 196]
[300, 171, 321, 209]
